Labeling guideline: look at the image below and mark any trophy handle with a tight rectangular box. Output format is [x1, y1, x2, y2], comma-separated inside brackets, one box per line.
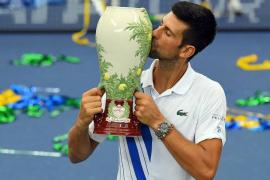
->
[93, 84, 105, 127]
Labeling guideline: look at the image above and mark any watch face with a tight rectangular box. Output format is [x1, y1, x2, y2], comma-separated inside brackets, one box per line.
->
[155, 121, 172, 139]
[160, 122, 169, 132]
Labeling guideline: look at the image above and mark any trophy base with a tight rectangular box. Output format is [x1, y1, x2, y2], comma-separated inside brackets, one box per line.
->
[93, 99, 141, 136]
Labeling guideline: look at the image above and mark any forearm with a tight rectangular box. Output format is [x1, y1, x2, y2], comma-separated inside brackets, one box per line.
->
[68, 119, 98, 163]
[134, 92, 221, 179]
[162, 129, 219, 180]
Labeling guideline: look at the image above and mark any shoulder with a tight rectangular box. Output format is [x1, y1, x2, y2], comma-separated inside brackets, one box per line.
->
[193, 72, 225, 98]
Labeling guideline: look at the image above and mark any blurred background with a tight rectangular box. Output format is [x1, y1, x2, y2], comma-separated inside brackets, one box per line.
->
[0, 0, 269, 180]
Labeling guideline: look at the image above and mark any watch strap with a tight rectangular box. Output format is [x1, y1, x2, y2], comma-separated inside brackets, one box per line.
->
[154, 120, 173, 139]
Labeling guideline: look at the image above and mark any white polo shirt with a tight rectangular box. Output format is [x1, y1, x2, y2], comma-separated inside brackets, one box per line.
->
[89, 60, 226, 180]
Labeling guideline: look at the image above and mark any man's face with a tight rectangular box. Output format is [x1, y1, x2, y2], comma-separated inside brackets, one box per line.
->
[149, 12, 189, 61]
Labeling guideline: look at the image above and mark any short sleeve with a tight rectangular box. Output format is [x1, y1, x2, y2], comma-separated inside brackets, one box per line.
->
[195, 82, 226, 146]
[88, 121, 106, 143]
[88, 93, 107, 143]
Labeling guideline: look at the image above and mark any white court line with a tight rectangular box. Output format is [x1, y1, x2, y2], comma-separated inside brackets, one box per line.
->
[227, 108, 269, 119]
[0, 148, 64, 158]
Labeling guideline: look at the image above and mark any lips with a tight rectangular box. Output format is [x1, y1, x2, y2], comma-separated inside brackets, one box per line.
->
[151, 39, 158, 50]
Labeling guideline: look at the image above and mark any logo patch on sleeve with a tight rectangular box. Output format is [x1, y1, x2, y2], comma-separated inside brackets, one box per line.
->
[212, 114, 225, 121]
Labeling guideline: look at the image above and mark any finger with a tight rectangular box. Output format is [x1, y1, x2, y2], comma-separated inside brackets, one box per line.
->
[83, 101, 102, 109]
[134, 91, 145, 98]
[135, 105, 143, 112]
[82, 96, 101, 104]
[88, 96, 101, 102]
[134, 110, 141, 118]
[135, 99, 146, 106]
[134, 111, 143, 121]
[87, 107, 103, 115]
[135, 105, 145, 112]
[135, 105, 139, 111]
[78, 106, 103, 122]
[83, 87, 102, 96]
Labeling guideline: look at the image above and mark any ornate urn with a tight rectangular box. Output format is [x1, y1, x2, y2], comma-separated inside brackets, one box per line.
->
[93, 6, 152, 136]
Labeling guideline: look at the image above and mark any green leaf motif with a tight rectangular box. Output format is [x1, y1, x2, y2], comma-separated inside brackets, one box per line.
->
[125, 12, 152, 64]
[96, 43, 112, 75]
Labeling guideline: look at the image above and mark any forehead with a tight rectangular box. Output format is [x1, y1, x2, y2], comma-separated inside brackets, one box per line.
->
[163, 12, 189, 36]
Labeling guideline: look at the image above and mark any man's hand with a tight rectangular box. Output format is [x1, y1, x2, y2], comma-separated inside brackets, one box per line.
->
[134, 92, 165, 129]
[76, 87, 104, 129]
[68, 87, 103, 163]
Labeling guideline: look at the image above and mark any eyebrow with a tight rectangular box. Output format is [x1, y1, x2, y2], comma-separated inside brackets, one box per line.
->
[161, 18, 177, 37]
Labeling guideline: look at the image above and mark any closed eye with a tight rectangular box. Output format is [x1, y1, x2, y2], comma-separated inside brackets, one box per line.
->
[160, 19, 175, 37]
[165, 29, 172, 36]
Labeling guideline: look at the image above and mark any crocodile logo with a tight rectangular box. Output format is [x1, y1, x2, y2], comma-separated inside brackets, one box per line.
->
[177, 110, 188, 116]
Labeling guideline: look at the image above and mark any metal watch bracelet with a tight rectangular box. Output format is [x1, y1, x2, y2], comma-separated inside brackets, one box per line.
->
[154, 120, 173, 139]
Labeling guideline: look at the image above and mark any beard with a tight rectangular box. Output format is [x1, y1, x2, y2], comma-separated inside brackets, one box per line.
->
[149, 47, 179, 61]
[148, 48, 159, 59]
[148, 39, 159, 59]
[148, 38, 180, 61]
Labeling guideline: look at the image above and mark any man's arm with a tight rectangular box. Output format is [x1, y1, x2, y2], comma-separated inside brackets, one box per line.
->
[68, 120, 99, 163]
[68, 88, 103, 163]
[159, 128, 222, 180]
[134, 92, 223, 180]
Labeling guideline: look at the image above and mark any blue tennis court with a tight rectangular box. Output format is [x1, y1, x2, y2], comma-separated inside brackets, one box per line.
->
[1, 0, 270, 179]
[0, 32, 269, 180]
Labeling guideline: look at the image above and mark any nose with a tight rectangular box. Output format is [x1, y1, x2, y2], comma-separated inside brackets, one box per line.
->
[152, 26, 163, 39]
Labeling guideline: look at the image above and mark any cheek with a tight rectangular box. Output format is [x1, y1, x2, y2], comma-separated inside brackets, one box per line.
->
[161, 41, 178, 53]
[160, 36, 178, 48]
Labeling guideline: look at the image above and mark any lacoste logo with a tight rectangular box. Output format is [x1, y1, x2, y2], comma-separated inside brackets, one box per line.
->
[177, 110, 188, 116]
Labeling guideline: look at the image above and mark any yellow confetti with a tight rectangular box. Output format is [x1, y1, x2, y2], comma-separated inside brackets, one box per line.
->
[7, 95, 21, 104]
[2, 89, 15, 97]
[241, 121, 260, 128]
[72, 0, 106, 47]
[226, 115, 233, 122]
[236, 54, 270, 71]
[0, 89, 21, 106]
[234, 115, 247, 122]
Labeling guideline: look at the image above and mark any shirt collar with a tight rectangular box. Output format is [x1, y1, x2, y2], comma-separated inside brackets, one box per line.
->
[141, 60, 156, 88]
[141, 60, 197, 95]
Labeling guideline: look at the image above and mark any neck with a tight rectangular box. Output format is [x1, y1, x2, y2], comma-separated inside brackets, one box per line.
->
[153, 59, 188, 94]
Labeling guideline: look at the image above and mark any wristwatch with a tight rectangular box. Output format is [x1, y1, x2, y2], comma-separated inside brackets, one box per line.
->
[154, 120, 173, 139]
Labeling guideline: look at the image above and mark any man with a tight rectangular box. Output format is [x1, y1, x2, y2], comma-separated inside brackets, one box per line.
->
[68, 1, 226, 180]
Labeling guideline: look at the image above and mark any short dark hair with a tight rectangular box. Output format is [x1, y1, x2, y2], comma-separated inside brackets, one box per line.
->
[172, 1, 217, 60]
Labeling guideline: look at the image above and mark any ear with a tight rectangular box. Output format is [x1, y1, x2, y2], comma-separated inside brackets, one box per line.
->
[179, 45, 196, 60]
